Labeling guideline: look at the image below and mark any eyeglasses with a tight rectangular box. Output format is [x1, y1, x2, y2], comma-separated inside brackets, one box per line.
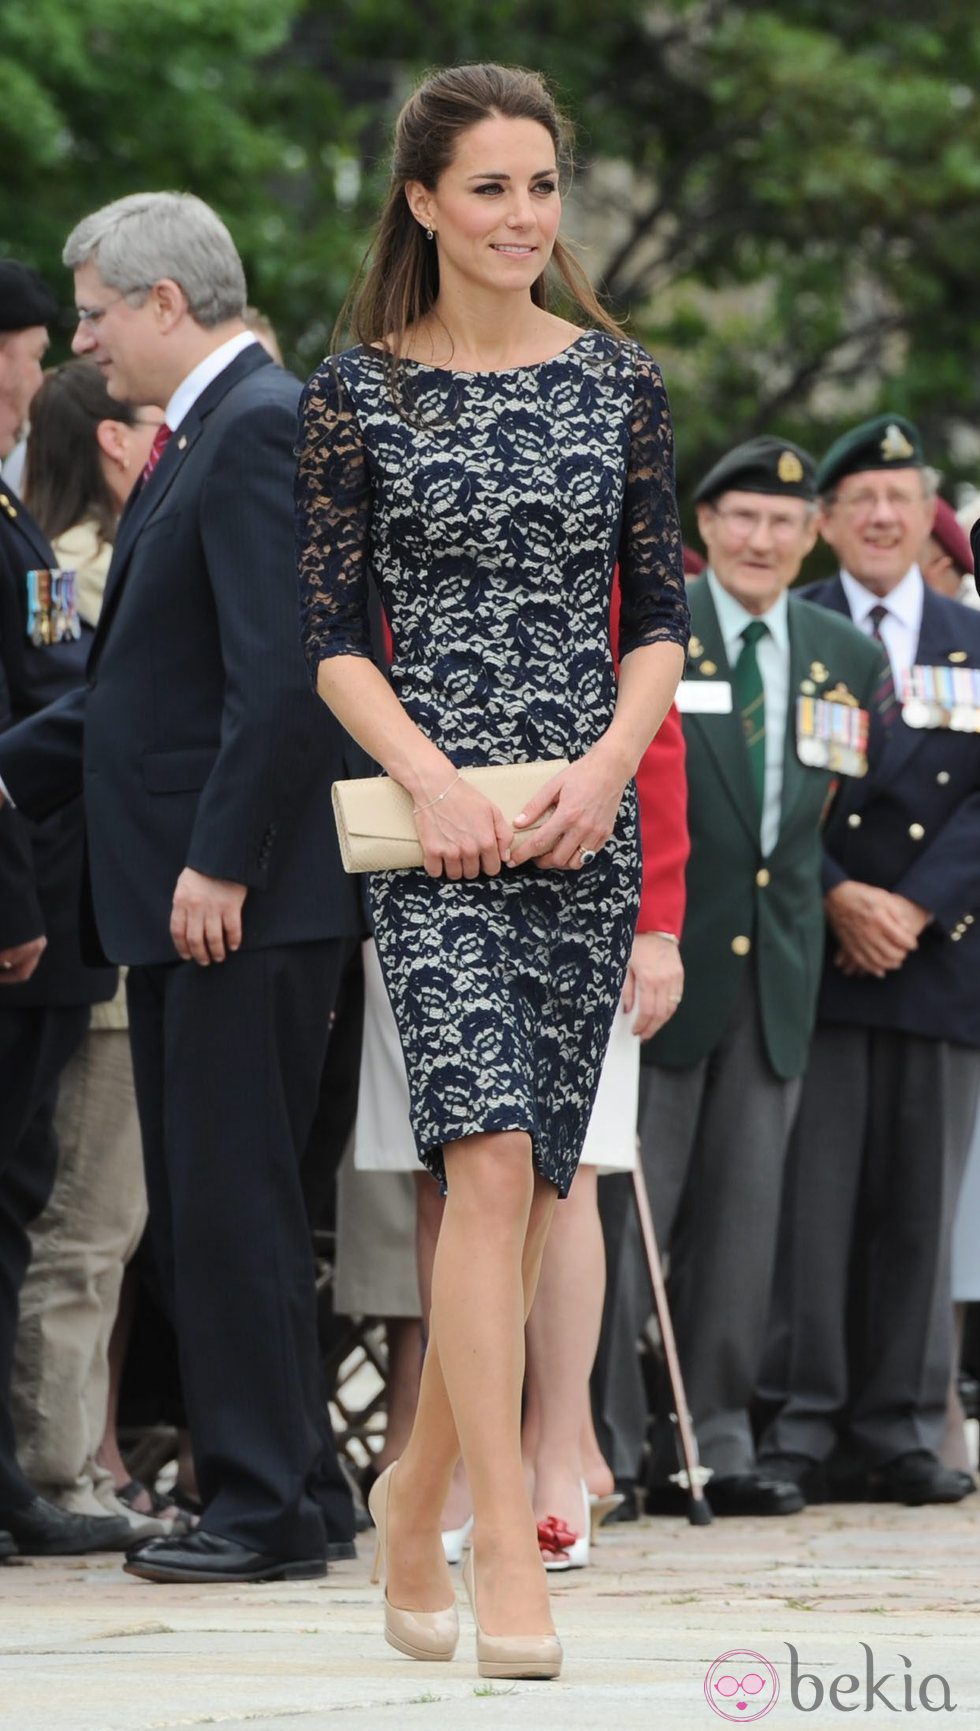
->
[75, 287, 149, 327]
[828, 488, 926, 515]
[712, 505, 810, 542]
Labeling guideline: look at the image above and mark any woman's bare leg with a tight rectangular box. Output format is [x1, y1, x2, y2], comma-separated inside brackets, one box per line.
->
[387, 1131, 557, 1634]
[524, 1165, 609, 1536]
[414, 1173, 470, 1529]
[376, 1318, 423, 1472]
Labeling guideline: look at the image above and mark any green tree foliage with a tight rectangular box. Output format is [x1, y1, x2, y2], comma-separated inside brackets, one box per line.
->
[3, 0, 979, 497]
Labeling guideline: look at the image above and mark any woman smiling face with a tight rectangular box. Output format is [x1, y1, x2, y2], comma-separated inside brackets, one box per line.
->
[406, 115, 562, 298]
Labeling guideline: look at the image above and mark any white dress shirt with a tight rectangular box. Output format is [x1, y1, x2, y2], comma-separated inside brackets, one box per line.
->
[840, 565, 924, 692]
[707, 570, 790, 857]
[163, 330, 258, 431]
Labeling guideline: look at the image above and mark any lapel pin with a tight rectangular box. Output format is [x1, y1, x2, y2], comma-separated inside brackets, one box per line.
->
[700, 660, 717, 676]
[177, 435, 188, 450]
[810, 660, 828, 683]
[688, 636, 703, 659]
[800, 678, 816, 695]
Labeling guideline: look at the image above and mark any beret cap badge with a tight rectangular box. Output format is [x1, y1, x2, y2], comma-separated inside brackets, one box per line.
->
[881, 423, 915, 462]
[777, 450, 805, 484]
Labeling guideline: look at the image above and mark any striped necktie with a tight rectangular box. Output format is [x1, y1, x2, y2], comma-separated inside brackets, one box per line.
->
[867, 602, 899, 727]
[733, 619, 769, 815]
[142, 422, 172, 484]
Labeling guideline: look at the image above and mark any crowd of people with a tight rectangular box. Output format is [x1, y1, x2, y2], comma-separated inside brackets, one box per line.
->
[1, 57, 979, 1684]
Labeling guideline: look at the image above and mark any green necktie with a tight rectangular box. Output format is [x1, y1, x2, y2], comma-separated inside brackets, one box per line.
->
[733, 619, 769, 817]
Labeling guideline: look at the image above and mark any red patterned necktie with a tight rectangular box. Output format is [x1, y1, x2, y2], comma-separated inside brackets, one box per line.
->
[142, 421, 172, 484]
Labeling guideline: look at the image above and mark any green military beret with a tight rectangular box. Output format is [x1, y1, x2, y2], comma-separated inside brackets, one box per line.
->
[693, 435, 817, 505]
[816, 414, 924, 495]
[0, 259, 58, 333]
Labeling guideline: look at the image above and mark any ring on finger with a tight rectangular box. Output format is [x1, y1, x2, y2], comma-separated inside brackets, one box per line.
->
[578, 847, 597, 865]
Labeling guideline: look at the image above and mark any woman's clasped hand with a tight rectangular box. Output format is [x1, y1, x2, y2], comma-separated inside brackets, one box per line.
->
[412, 749, 629, 878]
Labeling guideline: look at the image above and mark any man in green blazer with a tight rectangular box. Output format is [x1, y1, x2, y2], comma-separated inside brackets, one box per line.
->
[638, 436, 888, 1516]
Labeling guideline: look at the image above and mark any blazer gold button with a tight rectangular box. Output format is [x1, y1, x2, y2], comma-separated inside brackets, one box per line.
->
[949, 650, 968, 664]
[847, 813, 862, 828]
[937, 771, 950, 785]
[731, 934, 751, 956]
[909, 823, 925, 840]
[756, 868, 770, 887]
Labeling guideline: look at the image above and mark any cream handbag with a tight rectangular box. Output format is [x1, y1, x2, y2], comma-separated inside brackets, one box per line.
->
[332, 759, 570, 873]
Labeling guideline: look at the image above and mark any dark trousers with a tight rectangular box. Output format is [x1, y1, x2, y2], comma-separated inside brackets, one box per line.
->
[759, 1025, 980, 1466]
[0, 1003, 89, 1507]
[126, 940, 354, 1558]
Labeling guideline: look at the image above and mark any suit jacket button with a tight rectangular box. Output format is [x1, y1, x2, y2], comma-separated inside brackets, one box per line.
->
[755, 868, 770, 887]
[937, 771, 950, 785]
[952, 932, 963, 942]
[847, 813, 862, 828]
[909, 822, 925, 840]
[731, 934, 751, 956]
[966, 916, 975, 926]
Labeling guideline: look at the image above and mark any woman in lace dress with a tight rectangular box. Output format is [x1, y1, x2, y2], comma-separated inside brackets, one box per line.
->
[296, 63, 689, 1677]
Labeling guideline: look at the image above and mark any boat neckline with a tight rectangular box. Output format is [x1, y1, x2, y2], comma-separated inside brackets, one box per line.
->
[357, 330, 600, 378]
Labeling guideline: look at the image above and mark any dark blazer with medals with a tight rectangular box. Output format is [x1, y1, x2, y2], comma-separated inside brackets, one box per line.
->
[803, 574, 980, 1048]
[0, 346, 365, 964]
[0, 481, 114, 1005]
[647, 574, 886, 1080]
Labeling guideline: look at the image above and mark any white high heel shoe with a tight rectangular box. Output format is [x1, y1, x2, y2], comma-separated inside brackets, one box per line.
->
[538, 1480, 591, 1572]
[441, 1514, 474, 1565]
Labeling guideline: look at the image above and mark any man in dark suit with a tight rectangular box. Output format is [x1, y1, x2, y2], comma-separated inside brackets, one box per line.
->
[0, 261, 131, 1559]
[759, 415, 980, 1505]
[628, 438, 887, 1517]
[0, 196, 365, 1580]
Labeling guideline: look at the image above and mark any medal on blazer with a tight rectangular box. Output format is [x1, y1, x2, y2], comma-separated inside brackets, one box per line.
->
[902, 664, 980, 732]
[26, 567, 81, 647]
[796, 694, 869, 776]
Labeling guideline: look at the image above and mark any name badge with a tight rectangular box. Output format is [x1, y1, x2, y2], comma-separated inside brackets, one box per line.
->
[676, 680, 733, 714]
[797, 695, 869, 777]
[902, 665, 980, 733]
[25, 568, 81, 647]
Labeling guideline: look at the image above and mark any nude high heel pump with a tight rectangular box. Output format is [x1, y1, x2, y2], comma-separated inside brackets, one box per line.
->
[368, 1462, 460, 1662]
[462, 1549, 562, 1681]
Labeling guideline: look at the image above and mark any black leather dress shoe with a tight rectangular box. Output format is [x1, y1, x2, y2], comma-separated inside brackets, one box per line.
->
[124, 1529, 328, 1583]
[326, 1540, 357, 1562]
[759, 1452, 828, 1503]
[0, 1529, 15, 1561]
[868, 1450, 976, 1507]
[1, 1496, 133, 1555]
[646, 1471, 805, 1517]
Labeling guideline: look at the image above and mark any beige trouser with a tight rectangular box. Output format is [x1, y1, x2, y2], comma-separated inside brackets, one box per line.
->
[12, 1028, 147, 1498]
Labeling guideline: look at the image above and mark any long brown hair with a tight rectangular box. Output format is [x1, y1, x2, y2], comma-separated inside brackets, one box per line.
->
[340, 64, 623, 375]
[24, 359, 138, 547]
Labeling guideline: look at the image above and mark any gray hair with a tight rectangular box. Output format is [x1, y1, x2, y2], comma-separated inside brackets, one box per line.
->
[63, 192, 247, 328]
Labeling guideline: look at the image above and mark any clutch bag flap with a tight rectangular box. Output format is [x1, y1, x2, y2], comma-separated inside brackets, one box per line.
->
[332, 758, 570, 873]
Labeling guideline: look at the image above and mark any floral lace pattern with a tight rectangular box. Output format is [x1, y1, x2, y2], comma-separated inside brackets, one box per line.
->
[295, 331, 689, 1193]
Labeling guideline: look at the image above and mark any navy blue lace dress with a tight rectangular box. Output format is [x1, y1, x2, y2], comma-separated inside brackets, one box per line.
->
[296, 330, 689, 1195]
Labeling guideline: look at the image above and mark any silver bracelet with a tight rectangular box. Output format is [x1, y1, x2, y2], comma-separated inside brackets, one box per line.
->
[647, 930, 680, 944]
[412, 772, 461, 816]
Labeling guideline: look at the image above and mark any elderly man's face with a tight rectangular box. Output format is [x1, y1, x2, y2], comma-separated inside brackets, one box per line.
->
[696, 490, 818, 615]
[0, 325, 48, 459]
[70, 260, 160, 406]
[818, 467, 936, 596]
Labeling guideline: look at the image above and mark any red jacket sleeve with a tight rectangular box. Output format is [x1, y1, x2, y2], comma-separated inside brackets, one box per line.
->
[610, 568, 689, 938]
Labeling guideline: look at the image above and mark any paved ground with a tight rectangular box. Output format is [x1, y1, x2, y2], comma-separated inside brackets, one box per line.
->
[1, 1501, 978, 1730]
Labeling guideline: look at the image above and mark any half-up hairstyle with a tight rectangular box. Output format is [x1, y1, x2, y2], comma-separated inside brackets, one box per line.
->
[340, 63, 623, 387]
[24, 360, 139, 548]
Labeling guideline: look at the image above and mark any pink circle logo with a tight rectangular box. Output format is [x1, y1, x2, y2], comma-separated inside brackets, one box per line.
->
[704, 1650, 780, 1721]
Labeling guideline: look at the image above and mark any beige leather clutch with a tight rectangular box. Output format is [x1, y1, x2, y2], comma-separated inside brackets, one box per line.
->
[332, 759, 570, 873]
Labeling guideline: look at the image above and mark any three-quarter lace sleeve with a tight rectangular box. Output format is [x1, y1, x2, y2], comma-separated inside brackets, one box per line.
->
[617, 348, 690, 659]
[295, 361, 374, 683]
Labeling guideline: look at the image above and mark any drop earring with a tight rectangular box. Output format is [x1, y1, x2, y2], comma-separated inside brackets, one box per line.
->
[425, 227, 434, 241]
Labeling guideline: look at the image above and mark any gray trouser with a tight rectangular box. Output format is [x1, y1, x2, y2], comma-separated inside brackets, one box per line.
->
[594, 971, 800, 1480]
[758, 1025, 980, 1466]
[12, 1030, 146, 1495]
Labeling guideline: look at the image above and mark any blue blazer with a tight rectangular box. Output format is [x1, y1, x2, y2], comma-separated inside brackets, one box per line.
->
[0, 346, 364, 966]
[0, 482, 114, 1004]
[801, 574, 980, 1046]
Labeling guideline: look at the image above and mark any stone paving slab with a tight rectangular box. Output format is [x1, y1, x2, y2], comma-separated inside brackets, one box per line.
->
[1, 1502, 979, 1730]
